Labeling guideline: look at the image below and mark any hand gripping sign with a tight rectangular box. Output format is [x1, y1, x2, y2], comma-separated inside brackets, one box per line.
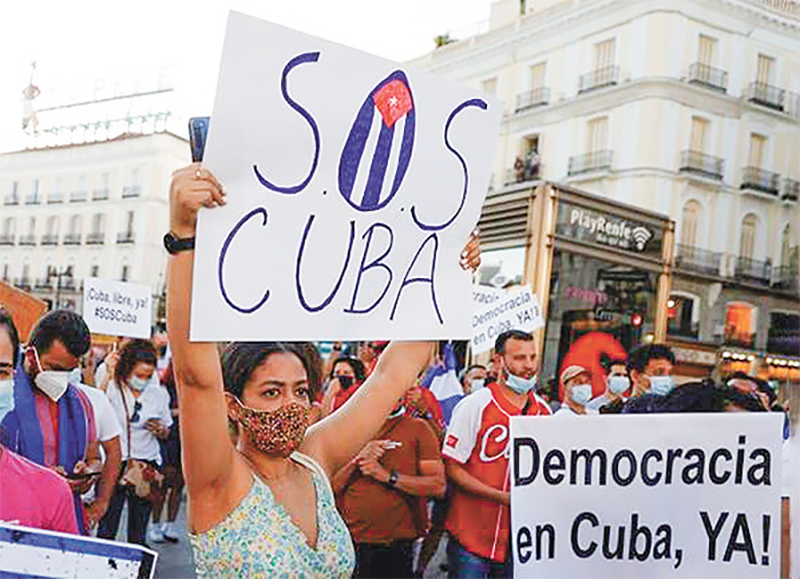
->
[509, 413, 783, 579]
[190, 12, 501, 341]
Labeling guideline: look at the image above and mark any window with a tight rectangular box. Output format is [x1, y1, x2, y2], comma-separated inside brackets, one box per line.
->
[740, 214, 758, 259]
[2, 263, 8, 281]
[91, 264, 100, 278]
[126, 211, 134, 232]
[667, 294, 700, 339]
[593, 39, 615, 70]
[768, 312, 799, 355]
[698, 35, 716, 66]
[681, 201, 702, 247]
[69, 215, 82, 235]
[529, 63, 546, 90]
[588, 117, 608, 152]
[756, 54, 774, 85]
[28, 217, 35, 235]
[725, 302, 757, 348]
[92, 213, 104, 234]
[781, 224, 792, 266]
[121, 264, 130, 282]
[748, 134, 766, 168]
[689, 117, 708, 153]
[481, 77, 497, 96]
[47, 216, 59, 235]
[3, 217, 14, 236]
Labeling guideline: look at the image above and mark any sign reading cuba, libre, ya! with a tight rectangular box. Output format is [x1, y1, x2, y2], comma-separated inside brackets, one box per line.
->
[191, 12, 501, 341]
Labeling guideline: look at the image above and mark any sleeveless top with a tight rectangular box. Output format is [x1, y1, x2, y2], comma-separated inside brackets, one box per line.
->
[190, 452, 355, 578]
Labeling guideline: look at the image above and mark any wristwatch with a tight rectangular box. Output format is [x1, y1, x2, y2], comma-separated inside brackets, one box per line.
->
[163, 231, 195, 255]
[387, 470, 399, 488]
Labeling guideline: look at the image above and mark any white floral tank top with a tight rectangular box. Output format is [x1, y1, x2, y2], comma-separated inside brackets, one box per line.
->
[190, 452, 355, 578]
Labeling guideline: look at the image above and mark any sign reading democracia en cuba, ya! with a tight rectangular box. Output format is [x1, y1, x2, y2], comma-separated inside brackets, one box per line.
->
[190, 11, 501, 341]
[510, 413, 783, 579]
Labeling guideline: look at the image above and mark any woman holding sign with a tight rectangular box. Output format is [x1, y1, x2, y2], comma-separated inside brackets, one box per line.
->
[167, 164, 480, 577]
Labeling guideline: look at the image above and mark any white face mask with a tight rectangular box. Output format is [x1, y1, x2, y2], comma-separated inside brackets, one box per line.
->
[31, 348, 70, 402]
[128, 375, 150, 391]
[570, 384, 593, 406]
[470, 378, 485, 392]
[648, 375, 675, 397]
[608, 375, 630, 395]
[0, 378, 14, 423]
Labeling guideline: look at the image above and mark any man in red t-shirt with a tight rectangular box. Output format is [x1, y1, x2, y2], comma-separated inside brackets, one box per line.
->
[442, 330, 551, 577]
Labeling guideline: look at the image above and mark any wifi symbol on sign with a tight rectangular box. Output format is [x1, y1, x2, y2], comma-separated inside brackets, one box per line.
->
[632, 226, 652, 251]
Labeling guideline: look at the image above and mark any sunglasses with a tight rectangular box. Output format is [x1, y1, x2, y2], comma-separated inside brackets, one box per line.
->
[131, 401, 142, 423]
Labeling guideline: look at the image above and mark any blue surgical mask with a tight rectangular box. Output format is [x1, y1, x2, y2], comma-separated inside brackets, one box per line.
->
[648, 375, 674, 396]
[608, 375, 630, 395]
[470, 379, 485, 393]
[570, 384, 593, 406]
[506, 372, 538, 394]
[0, 379, 14, 424]
[129, 376, 149, 391]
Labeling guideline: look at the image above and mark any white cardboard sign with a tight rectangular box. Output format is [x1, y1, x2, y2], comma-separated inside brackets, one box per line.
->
[510, 414, 783, 578]
[0, 523, 157, 578]
[83, 278, 152, 339]
[191, 12, 501, 341]
[471, 285, 543, 354]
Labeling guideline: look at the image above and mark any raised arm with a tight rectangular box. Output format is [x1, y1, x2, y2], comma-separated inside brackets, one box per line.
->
[166, 165, 236, 496]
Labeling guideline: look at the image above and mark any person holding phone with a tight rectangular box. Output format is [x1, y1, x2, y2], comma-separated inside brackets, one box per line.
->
[166, 164, 480, 577]
[97, 339, 172, 545]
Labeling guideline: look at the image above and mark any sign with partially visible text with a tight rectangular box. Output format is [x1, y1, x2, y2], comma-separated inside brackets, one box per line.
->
[191, 12, 501, 341]
[471, 285, 543, 354]
[83, 278, 152, 339]
[510, 414, 783, 578]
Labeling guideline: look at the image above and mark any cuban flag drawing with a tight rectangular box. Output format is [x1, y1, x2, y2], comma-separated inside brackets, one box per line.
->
[420, 342, 464, 425]
[338, 70, 415, 212]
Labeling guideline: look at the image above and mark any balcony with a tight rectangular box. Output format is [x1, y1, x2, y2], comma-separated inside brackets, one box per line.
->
[0, 234, 14, 246]
[117, 231, 135, 244]
[63, 233, 82, 245]
[3, 193, 18, 206]
[675, 244, 723, 276]
[35, 278, 53, 290]
[19, 234, 36, 246]
[25, 194, 41, 205]
[568, 150, 613, 176]
[48, 192, 64, 204]
[679, 150, 724, 181]
[92, 188, 109, 201]
[122, 185, 141, 198]
[15, 277, 32, 290]
[741, 167, 780, 196]
[783, 178, 799, 202]
[86, 232, 105, 245]
[70, 190, 87, 203]
[578, 66, 619, 93]
[41, 234, 59, 246]
[772, 264, 799, 293]
[687, 63, 728, 93]
[745, 82, 785, 111]
[515, 87, 550, 112]
[734, 256, 772, 285]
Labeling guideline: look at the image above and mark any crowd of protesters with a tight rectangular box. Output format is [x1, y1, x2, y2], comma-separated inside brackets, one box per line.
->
[0, 160, 795, 579]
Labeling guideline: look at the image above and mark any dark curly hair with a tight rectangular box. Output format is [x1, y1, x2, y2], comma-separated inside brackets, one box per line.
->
[0, 309, 20, 368]
[115, 339, 158, 384]
[221, 342, 311, 400]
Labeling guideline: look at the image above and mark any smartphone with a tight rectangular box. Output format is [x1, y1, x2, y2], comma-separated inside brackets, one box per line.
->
[188, 116, 210, 162]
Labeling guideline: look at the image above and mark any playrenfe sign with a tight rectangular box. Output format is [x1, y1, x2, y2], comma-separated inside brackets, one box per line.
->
[568, 207, 653, 252]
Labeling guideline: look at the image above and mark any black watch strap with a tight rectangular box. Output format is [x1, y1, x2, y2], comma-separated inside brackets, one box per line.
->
[387, 470, 399, 488]
[163, 231, 195, 255]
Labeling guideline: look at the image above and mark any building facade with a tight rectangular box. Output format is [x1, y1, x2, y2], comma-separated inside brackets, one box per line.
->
[0, 131, 189, 320]
[412, 0, 800, 399]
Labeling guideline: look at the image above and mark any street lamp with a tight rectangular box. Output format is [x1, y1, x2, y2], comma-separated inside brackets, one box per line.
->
[47, 265, 73, 310]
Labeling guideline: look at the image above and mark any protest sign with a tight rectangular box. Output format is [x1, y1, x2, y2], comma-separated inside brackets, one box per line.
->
[191, 11, 501, 341]
[510, 413, 783, 578]
[83, 278, 152, 339]
[471, 285, 543, 354]
[0, 523, 157, 578]
[0, 280, 47, 341]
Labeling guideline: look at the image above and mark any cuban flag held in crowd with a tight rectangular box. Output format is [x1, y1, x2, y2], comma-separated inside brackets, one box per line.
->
[420, 343, 464, 425]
